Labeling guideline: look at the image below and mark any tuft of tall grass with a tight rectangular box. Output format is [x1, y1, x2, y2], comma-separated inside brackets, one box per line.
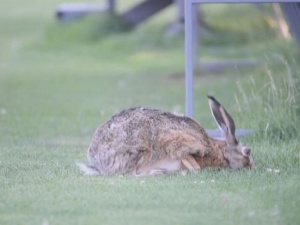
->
[235, 56, 300, 141]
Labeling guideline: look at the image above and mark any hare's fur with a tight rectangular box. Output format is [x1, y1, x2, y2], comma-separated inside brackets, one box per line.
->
[79, 97, 254, 176]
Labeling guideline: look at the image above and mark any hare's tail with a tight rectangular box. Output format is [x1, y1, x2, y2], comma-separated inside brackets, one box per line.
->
[76, 162, 100, 176]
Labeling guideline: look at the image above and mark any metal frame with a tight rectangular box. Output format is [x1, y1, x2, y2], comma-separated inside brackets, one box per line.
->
[184, 0, 300, 117]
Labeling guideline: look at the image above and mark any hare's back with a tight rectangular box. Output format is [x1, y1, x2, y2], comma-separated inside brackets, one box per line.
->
[90, 107, 205, 146]
[108, 107, 204, 130]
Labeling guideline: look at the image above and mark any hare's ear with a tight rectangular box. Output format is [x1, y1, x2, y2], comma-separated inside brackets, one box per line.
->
[207, 96, 237, 146]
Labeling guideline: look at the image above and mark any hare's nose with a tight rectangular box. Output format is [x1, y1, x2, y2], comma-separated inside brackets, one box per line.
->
[249, 164, 256, 170]
[249, 157, 256, 169]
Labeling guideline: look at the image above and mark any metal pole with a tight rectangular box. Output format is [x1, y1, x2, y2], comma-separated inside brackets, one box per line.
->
[185, 0, 194, 117]
[281, 3, 300, 47]
[108, 0, 115, 14]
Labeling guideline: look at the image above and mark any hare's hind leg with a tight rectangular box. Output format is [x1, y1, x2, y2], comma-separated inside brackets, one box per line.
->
[135, 168, 169, 177]
[181, 155, 200, 172]
[134, 158, 182, 176]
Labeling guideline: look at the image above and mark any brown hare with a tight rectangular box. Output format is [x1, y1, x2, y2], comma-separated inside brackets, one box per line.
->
[77, 96, 254, 176]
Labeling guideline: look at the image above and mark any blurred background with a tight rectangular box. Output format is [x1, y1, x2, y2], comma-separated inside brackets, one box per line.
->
[1, 1, 300, 224]
[1, 0, 300, 137]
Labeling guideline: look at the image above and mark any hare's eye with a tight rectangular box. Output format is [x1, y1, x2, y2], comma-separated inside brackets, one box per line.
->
[242, 148, 251, 156]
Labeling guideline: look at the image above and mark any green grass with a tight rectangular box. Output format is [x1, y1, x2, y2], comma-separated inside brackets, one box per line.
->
[1, 1, 300, 225]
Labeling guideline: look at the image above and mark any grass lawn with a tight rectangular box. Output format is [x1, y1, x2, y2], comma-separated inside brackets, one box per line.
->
[1, 1, 300, 225]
